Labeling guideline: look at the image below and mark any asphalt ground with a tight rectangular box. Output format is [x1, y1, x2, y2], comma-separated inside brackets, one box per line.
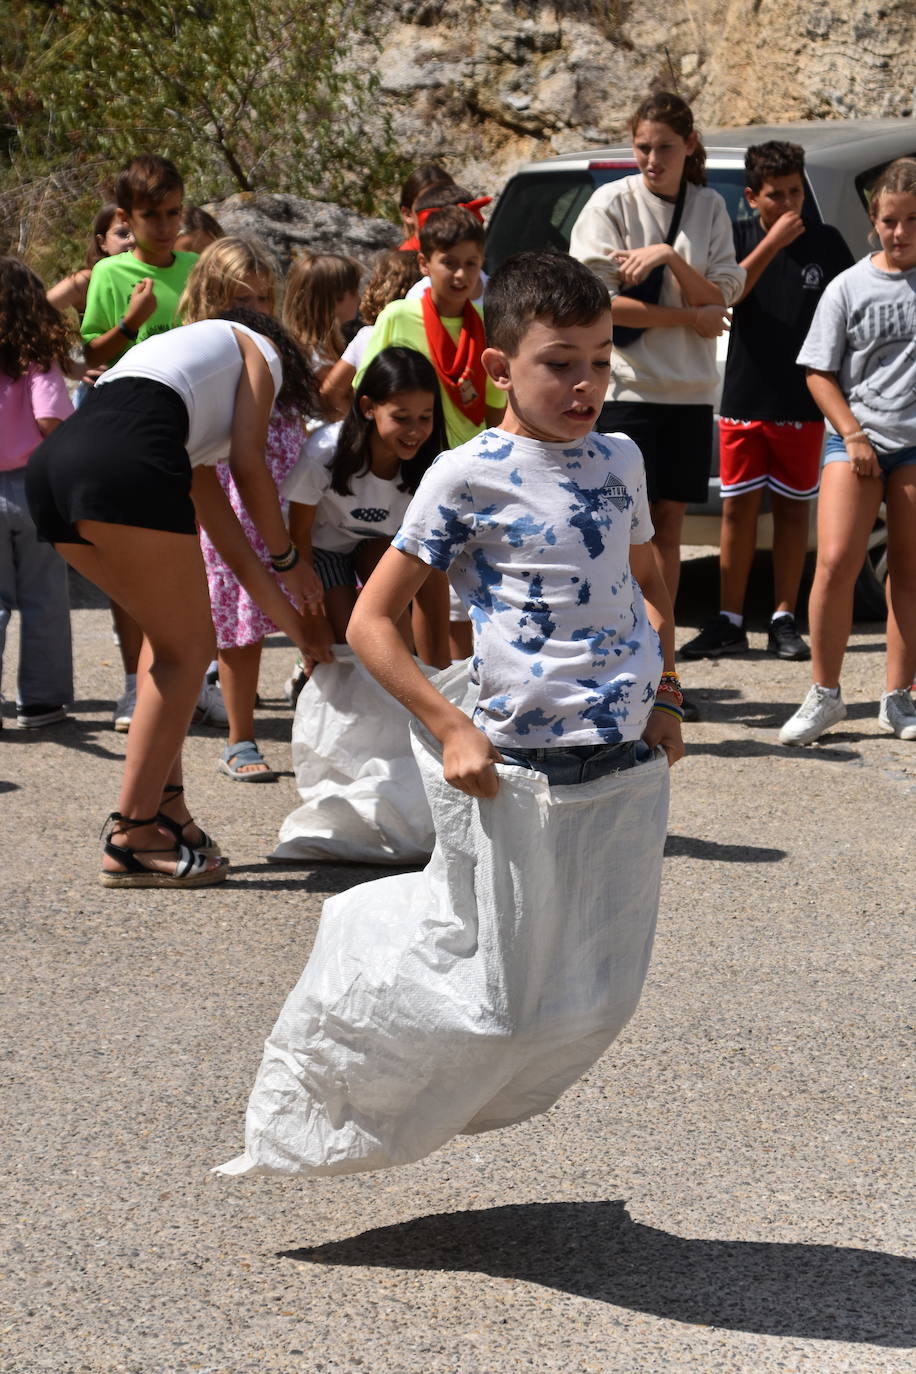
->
[1, 556, 913, 1374]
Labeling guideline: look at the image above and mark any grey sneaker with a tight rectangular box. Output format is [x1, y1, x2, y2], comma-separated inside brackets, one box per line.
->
[878, 689, 916, 741]
[193, 680, 229, 727]
[779, 684, 846, 745]
[113, 686, 136, 732]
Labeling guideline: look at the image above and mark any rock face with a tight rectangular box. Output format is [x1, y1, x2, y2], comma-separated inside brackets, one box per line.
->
[204, 193, 401, 271]
[359, 0, 916, 194]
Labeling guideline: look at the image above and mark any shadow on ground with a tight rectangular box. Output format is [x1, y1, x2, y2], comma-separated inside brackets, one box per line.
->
[281, 1200, 915, 1346]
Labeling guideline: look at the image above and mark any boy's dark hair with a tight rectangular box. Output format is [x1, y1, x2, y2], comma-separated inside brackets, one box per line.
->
[745, 141, 806, 192]
[399, 162, 450, 211]
[218, 306, 319, 418]
[115, 154, 184, 212]
[331, 345, 445, 496]
[483, 251, 610, 355]
[413, 182, 474, 214]
[419, 206, 485, 258]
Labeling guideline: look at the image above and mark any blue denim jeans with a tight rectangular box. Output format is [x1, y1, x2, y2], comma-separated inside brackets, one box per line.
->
[498, 738, 656, 785]
[0, 466, 73, 707]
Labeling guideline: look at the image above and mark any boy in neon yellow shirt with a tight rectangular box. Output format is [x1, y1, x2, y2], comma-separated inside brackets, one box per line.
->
[357, 205, 505, 448]
[82, 154, 197, 369]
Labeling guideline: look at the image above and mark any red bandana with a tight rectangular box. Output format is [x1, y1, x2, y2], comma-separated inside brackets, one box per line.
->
[420, 288, 487, 427]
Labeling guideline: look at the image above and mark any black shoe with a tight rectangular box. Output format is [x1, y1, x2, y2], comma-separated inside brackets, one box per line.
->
[17, 703, 68, 728]
[767, 614, 810, 661]
[680, 692, 700, 723]
[680, 614, 749, 660]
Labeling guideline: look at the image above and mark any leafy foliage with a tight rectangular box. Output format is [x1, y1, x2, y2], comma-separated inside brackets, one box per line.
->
[1, 0, 407, 280]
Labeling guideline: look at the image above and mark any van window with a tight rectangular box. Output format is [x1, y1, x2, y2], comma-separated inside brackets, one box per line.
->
[486, 165, 822, 272]
[855, 154, 916, 212]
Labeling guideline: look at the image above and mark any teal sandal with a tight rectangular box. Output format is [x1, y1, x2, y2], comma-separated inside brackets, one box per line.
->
[217, 740, 277, 783]
[100, 812, 229, 889]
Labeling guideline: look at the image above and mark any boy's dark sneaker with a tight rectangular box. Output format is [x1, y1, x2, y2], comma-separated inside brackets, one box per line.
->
[17, 703, 68, 728]
[767, 614, 810, 661]
[680, 615, 749, 660]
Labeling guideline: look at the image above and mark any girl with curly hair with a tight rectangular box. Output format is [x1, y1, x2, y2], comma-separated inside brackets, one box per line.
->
[0, 258, 76, 728]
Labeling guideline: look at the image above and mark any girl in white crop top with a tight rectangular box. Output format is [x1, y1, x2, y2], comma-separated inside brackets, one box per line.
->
[26, 312, 325, 888]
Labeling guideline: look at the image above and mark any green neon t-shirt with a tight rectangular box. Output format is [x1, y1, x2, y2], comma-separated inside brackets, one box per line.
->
[81, 251, 198, 357]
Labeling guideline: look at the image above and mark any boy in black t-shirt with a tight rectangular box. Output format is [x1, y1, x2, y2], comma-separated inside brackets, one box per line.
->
[681, 142, 853, 661]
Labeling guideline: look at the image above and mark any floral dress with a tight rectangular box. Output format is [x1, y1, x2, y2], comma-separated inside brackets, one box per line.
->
[200, 409, 305, 649]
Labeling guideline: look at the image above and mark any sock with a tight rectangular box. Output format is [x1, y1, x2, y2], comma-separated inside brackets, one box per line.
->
[815, 683, 840, 698]
[124, 672, 137, 693]
[771, 611, 792, 624]
[720, 610, 743, 628]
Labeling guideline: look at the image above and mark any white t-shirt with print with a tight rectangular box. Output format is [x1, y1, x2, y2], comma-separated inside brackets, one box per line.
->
[393, 427, 662, 747]
[281, 422, 414, 554]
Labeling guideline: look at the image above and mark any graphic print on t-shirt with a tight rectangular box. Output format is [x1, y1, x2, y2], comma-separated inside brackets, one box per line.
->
[393, 427, 663, 747]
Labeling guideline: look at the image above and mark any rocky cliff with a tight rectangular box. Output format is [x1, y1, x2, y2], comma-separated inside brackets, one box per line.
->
[359, 0, 916, 192]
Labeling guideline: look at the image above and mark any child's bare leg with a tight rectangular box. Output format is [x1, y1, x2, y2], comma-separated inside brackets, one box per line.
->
[218, 641, 267, 772]
[448, 620, 473, 660]
[807, 466, 883, 688]
[325, 586, 359, 643]
[649, 499, 686, 604]
[719, 489, 762, 616]
[57, 523, 221, 874]
[771, 491, 812, 616]
[884, 466, 916, 690]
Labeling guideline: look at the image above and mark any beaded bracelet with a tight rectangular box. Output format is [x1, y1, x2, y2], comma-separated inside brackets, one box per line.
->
[652, 699, 685, 722]
[842, 431, 869, 445]
[270, 543, 300, 573]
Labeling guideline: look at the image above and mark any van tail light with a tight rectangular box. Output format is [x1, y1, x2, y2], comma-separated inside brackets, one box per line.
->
[588, 160, 638, 169]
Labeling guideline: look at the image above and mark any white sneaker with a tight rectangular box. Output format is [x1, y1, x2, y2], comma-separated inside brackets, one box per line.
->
[193, 680, 229, 727]
[779, 684, 846, 745]
[878, 689, 916, 741]
[113, 686, 136, 732]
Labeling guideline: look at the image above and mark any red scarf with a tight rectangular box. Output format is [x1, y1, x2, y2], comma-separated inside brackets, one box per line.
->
[420, 288, 487, 427]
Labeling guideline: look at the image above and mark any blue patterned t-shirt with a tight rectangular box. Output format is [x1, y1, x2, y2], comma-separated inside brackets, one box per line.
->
[393, 427, 663, 747]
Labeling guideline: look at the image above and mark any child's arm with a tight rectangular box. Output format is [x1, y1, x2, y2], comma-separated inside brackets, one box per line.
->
[319, 357, 356, 420]
[82, 277, 158, 368]
[613, 244, 725, 306]
[348, 546, 502, 796]
[227, 330, 325, 612]
[629, 541, 685, 767]
[806, 368, 880, 478]
[736, 213, 806, 301]
[288, 500, 336, 665]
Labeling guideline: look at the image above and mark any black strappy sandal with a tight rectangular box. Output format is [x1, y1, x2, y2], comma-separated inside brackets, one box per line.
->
[100, 812, 229, 889]
[155, 783, 222, 857]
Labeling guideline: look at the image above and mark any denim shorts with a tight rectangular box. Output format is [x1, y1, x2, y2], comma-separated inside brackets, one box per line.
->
[498, 738, 656, 785]
[822, 431, 916, 480]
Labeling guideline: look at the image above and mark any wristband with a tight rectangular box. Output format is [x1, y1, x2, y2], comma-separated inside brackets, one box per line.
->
[270, 544, 300, 573]
[656, 683, 684, 707]
[652, 700, 685, 722]
[117, 318, 138, 341]
[842, 430, 869, 445]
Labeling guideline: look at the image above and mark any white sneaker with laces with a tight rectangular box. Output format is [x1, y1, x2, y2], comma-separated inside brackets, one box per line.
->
[779, 684, 846, 745]
[113, 686, 136, 732]
[193, 680, 229, 727]
[878, 689, 916, 741]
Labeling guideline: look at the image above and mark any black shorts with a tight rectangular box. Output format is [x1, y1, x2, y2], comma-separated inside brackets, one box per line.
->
[26, 377, 195, 545]
[597, 401, 713, 504]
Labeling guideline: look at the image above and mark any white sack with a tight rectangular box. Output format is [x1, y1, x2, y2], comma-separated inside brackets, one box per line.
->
[271, 647, 435, 865]
[220, 662, 669, 1179]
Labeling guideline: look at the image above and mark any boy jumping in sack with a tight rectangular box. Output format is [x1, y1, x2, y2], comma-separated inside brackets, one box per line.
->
[348, 250, 684, 796]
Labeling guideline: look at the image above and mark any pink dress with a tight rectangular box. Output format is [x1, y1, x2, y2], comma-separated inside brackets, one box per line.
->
[201, 409, 305, 649]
